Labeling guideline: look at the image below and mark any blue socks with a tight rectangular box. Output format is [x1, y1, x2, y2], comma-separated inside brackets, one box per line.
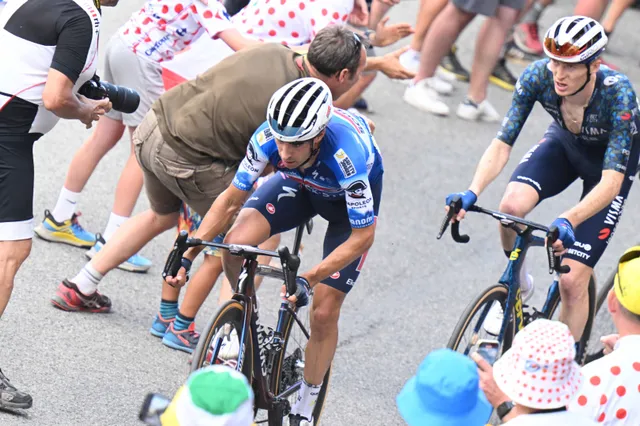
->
[174, 312, 195, 331]
[160, 299, 178, 320]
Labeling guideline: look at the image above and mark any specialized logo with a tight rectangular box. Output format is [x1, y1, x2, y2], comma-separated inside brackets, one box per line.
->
[334, 149, 356, 178]
[277, 186, 297, 202]
[247, 143, 258, 165]
[346, 180, 367, 199]
[266, 203, 275, 214]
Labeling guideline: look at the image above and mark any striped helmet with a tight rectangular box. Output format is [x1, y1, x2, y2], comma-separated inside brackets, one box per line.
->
[543, 16, 607, 64]
[266, 78, 333, 143]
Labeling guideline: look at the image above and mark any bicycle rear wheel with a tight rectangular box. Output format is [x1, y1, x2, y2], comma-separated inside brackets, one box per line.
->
[270, 305, 331, 425]
[546, 274, 596, 364]
[191, 300, 254, 382]
[584, 270, 616, 364]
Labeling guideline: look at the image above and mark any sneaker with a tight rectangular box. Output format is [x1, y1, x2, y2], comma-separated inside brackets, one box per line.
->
[51, 279, 112, 313]
[216, 328, 240, 361]
[162, 322, 200, 354]
[484, 274, 535, 335]
[399, 48, 420, 74]
[456, 98, 501, 122]
[0, 369, 32, 410]
[505, 40, 541, 65]
[34, 210, 96, 248]
[404, 80, 450, 116]
[352, 98, 370, 112]
[439, 45, 470, 82]
[150, 313, 174, 338]
[287, 414, 312, 426]
[490, 58, 517, 92]
[513, 22, 543, 56]
[85, 233, 152, 273]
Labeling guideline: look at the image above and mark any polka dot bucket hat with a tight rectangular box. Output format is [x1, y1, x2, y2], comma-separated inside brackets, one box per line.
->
[492, 319, 584, 409]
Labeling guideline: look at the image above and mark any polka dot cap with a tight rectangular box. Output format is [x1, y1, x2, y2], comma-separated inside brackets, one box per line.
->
[492, 319, 584, 410]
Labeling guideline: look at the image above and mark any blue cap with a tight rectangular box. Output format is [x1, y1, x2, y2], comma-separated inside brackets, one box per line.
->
[396, 349, 492, 426]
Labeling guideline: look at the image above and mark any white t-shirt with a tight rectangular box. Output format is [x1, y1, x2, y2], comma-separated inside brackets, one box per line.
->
[119, 0, 234, 63]
[504, 410, 598, 425]
[568, 335, 640, 425]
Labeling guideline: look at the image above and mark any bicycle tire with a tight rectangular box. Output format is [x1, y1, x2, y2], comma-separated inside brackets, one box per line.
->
[448, 284, 516, 355]
[545, 274, 597, 364]
[269, 308, 331, 425]
[190, 300, 254, 382]
[584, 270, 616, 363]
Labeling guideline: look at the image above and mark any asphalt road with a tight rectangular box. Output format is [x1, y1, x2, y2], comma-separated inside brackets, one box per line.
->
[2, 1, 640, 425]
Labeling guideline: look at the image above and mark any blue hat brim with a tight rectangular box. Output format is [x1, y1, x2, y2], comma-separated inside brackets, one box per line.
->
[396, 377, 493, 426]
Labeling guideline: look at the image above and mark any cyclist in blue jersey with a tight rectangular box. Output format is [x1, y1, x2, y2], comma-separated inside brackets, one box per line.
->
[165, 77, 383, 425]
[445, 16, 640, 344]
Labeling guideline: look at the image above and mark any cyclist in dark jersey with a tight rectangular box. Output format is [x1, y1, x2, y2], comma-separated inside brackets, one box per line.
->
[445, 16, 639, 344]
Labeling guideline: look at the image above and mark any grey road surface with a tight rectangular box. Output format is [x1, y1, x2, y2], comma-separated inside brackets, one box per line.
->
[1, 1, 640, 425]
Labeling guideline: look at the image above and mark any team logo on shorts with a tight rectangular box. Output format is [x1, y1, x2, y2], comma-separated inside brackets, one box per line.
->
[266, 203, 276, 214]
[330, 271, 340, 279]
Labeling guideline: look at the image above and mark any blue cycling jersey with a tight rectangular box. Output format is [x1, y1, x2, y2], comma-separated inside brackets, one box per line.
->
[497, 58, 639, 173]
[233, 108, 384, 229]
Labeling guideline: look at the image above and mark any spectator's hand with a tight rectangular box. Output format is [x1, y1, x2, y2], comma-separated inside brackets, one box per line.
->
[372, 17, 414, 47]
[471, 352, 510, 408]
[601, 334, 620, 355]
[376, 0, 401, 5]
[79, 95, 111, 129]
[349, 0, 370, 26]
[378, 46, 415, 79]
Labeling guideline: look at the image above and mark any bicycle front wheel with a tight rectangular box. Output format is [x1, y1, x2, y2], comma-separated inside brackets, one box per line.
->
[191, 299, 254, 382]
[585, 270, 616, 364]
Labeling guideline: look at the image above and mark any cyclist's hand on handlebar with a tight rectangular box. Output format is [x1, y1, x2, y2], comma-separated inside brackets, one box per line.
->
[550, 218, 575, 255]
[445, 190, 477, 222]
[164, 258, 192, 288]
[280, 276, 311, 308]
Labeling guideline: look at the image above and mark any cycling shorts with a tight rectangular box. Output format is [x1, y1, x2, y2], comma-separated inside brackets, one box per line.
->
[243, 172, 383, 293]
[509, 121, 640, 268]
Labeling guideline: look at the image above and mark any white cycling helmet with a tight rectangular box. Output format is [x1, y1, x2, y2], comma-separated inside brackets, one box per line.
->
[267, 77, 333, 143]
[543, 16, 607, 64]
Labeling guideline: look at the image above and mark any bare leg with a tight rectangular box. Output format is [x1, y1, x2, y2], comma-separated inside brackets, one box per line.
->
[222, 209, 272, 284]
[415, 3, 475, 81]
[602, 0, 635, 33]
[558, 260, 593, 342]
[574, 0, 609, 19]
[111, 127, 145, 217]
[90, 210, 179, 275]
[179, 255, 224, 317]
[64, 116, 125, 193]
[410, 0, 449, 52]
[368, 0, 393, 28]
[467, 6, 520, 103]
[0, 240, 31, 317]
[498, 182, 540, 252]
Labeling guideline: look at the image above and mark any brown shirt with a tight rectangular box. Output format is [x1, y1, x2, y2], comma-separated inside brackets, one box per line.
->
[152, 43, 308, 164]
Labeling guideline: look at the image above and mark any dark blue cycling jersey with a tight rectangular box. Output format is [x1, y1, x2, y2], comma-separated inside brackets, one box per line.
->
[497, 58, 639, 173]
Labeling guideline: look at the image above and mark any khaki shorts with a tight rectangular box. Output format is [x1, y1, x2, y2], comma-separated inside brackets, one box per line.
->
[452, 0, 525, 16]
[102, 34, 164, 127]
[133, 110, 236, 217]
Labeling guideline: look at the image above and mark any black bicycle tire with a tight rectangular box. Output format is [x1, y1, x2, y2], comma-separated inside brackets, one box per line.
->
[584, 270, 616, 363]
[190, 299, 254, 382]
[269, 308, 331, 425]
[545, 274, 597, 364]
[447, 284, 515, 355]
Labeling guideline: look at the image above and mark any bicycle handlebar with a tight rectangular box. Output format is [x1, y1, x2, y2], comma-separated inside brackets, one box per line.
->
[162, 230, 301, 296]
[437, 196, 570, 275]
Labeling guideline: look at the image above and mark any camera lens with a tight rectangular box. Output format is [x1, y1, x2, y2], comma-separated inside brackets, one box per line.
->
[102, 82, 140, 114]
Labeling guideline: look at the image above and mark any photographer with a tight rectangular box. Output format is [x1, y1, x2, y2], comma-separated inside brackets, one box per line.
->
[0, 0, 119, 409]
[35, 0, 258, 274]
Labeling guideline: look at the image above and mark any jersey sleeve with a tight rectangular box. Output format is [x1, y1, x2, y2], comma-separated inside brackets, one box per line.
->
[496, 61, 544, 146]
[51, 8, 94, 83]
[328, 133, 376, 229]
[192, 0, 235, 40]
[603, 79, 639, 172]
[232, 123, 273, 191]
[308, 0, 352, 39]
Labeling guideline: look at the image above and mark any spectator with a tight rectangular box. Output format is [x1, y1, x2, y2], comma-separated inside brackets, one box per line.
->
[473, 319, 598, 425]
[396, 348, 492, 426]
[568, 245, 640, 424]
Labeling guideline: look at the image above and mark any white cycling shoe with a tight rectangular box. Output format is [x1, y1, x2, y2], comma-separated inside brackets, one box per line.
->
[483, 274, 535, 336]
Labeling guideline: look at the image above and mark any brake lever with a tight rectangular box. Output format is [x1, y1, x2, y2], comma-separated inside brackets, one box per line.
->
[546, 226, 571, 274]
[437, 196, 462, 240]
[278, 246, 300, 297]
[162, 230, 190, 280]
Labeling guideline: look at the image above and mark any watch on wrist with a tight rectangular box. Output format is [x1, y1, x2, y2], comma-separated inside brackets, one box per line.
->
[497, 401, 515, 420]
[363, 29, 374, 40]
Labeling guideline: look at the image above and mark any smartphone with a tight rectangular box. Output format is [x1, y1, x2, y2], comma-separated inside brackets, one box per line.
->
[475, 339, 500, 366]
[139, 393, 171, 425]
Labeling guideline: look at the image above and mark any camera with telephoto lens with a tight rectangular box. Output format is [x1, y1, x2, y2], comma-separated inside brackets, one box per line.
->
[78, 74, 140, 114]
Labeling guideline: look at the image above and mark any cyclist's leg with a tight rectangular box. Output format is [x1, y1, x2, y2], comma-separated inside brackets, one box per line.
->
[559, 132, 640, 342]
[222, 173, 315, 285]
[499, 125, 579, 253]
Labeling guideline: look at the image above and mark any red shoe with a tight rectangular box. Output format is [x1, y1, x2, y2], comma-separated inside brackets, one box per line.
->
[51, 279, 112, 313]
[514, 22, 543, 56]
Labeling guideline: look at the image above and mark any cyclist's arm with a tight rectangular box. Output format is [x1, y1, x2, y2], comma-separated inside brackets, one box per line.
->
[468, 63, 541, 196]
[217, 28, 261, 51]
[558, 85, 637, 226]
[183, 128, 271, 261]
[193, 0, 258, 51]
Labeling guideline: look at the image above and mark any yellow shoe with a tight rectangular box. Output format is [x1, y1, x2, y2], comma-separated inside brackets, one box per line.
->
[34, 209, 96, 248]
